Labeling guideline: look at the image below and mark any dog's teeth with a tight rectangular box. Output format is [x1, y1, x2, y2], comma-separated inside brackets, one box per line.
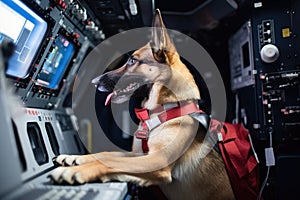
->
[125, 82, 139, 91]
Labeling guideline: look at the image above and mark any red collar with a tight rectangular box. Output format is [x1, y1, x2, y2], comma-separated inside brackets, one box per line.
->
[134, 101, 204, 153]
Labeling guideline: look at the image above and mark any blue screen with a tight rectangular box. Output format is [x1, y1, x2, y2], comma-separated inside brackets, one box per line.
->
[36, 35, 75, 90]
[0, 0, 48, 79]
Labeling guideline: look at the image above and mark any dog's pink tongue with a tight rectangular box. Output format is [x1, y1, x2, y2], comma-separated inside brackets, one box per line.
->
[105, 92, 114, 106]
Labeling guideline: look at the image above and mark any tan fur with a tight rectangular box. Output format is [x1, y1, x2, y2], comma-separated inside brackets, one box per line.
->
[50, 9, 235, 200]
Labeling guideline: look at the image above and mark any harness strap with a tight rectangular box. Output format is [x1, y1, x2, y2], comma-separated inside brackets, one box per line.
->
[135, 109, 151, 153]
[135, 101, 205, 153]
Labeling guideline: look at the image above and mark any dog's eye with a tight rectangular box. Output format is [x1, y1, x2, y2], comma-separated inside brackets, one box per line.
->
[126, 57, 139, 67]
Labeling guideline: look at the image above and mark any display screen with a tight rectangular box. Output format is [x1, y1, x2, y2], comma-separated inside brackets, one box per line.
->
[36, 35, 75, 90]
[0, 0, 47, 78]
[242, 41, 250, 68]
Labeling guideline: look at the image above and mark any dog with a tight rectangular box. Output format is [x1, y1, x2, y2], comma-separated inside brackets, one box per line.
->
[50, 9, 235, 200]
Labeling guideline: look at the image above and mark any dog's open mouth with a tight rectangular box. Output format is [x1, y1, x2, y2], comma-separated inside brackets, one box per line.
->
[92, 68, 151, 105]
[105, 81, 141, 105]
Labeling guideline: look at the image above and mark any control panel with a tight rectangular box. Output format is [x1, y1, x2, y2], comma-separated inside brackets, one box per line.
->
[259, 70, 299, 140]
[2, 0, 103, 109]
[230, 1, 300, 141]
[12, 107, 85, 181]
[0, 0, 97, 182]
[229, 21, 255, 90]
[230, 3, 300, 198]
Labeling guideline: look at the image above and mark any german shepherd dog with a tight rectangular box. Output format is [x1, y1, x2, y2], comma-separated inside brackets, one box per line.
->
[50, 10, 235, 200]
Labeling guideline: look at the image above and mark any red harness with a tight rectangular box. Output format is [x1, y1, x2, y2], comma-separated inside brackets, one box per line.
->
[134, 101, 204, 153]
[134, 101, 260, 199]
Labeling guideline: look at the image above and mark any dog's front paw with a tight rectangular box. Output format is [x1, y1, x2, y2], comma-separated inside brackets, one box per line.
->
[53, 155, 93, 166]
[48, 166, 87, 185]
[48, 162, 105, 185]
[53, 155, 76, 166]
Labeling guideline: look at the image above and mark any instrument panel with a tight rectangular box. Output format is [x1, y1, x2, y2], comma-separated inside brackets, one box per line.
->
[0, 0, 100, 187]
[1, 0, 103, 109]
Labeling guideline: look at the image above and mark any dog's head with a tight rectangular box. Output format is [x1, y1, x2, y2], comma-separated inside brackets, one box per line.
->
[92, 9, 199, 105]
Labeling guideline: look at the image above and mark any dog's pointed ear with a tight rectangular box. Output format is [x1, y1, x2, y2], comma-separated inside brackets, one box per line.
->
[151, 9, 177, 64]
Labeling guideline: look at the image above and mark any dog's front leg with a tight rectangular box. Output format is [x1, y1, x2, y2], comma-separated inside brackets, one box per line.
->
[51, 117, 198, 186]
[54, 151, 140, 166]
[50, 153, 173, 186]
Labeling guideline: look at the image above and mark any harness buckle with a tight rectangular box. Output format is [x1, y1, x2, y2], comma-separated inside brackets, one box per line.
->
[145, 116, 161, 130]
[135, 129, 149, 140]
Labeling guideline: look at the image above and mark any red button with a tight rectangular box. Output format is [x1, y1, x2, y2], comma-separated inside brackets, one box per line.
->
[73, 33, 80, 39]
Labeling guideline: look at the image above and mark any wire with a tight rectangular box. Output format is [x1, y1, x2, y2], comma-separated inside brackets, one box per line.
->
[257, 166, 270, 200]
[248, 134, 259, 164]
[257, 129, 273, 200]
[269, 129, 272, 146]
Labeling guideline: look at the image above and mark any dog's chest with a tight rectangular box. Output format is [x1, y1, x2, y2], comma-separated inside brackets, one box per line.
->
[132, 124, 176, 153]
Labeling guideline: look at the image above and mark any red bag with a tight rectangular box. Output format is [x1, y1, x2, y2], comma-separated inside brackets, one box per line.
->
[210, 120, 260, 200]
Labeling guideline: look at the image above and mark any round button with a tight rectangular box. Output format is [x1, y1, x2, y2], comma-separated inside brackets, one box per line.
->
[260, 44, 279, 63]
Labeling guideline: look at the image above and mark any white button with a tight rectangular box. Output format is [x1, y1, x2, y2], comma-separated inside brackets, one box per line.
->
[260, 44, 280, 63]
